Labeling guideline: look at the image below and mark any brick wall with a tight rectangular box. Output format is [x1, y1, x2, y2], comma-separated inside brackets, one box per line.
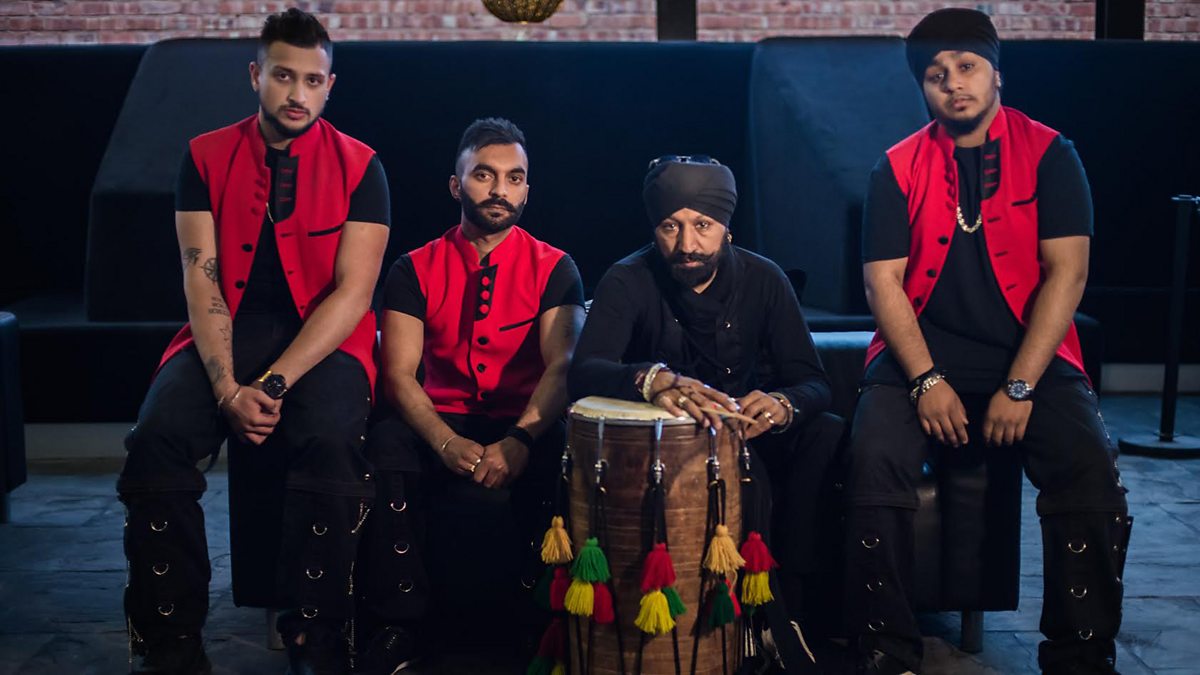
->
[1, 1, 1196, 45]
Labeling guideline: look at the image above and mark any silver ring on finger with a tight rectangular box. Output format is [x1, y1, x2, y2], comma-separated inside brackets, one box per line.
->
[470, 457, 482, 473]
[763, 411, 775, 425]
[676, 394, 690, 407]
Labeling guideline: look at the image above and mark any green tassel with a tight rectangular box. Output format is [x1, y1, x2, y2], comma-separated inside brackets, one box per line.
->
[708, 581, 736, 627]
[571, 537, 611, 583]
[526, 655, 554, 675]
[663, 585, 687, 618]
[533, 565, 554, 611]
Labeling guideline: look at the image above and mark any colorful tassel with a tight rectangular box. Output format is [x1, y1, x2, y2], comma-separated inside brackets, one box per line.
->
[572, 537, 611, 583]
[549, 567, 570, 611]
[707, 580, 736, 627]
[592, 582, 615, 624]
[730, 580, 742, 618]
[639, 542, 677, 592]
[540, 516, 574, 565]
[635, 589, 676, 635]
[526, 618, 566, 675]
[564, 578, 594, 616]
[550, 663, 565, 675]
[741, 570, 774, 606]
[526, 656, 554, 675]
[703, 525, 746, 575]
[534, 565, 554, 611]
[663, 585, 687, 618]
[739, 531, 778, 573]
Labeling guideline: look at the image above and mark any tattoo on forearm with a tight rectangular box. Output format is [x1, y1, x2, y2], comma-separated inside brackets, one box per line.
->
[218, 325, 232, 345]
[201, 257, 219, 284]
[182, 247, 201, 267]
[204, 356, 226, 387]
[208, 296, 230, 317]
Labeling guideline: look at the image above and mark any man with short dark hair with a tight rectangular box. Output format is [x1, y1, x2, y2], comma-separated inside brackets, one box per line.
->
[116, 8, 389, 673]
[568, 157, 840, 664]
[357, 117, 584, 670]
[843, 9, 1130, 674]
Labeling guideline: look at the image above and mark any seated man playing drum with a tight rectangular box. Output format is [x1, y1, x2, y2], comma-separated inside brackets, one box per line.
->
[568, 155, 841, 636]
[357, 117, 586, 670]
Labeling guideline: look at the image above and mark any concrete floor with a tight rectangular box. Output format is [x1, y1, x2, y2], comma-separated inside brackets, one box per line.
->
[1, 395, 1198, 674]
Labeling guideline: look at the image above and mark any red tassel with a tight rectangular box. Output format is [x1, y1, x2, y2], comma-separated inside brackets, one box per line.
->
[730, 580, 742, 618]
[592, 582, 615, 624]
[550, 567, 570, 611]
[640, 542, 677, 592]
[739, 531, 779, 574]
[536, 616, 566, 659]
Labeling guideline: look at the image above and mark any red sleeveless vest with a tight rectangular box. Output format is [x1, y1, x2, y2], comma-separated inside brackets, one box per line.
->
[409, 225, 566, 418]
[866, 106, 1088, 380]
[158, 116, 380, 390]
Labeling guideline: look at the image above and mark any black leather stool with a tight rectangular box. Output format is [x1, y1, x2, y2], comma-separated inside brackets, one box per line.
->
[812, 331, 1021, 653]
[0, 311, 28, 524]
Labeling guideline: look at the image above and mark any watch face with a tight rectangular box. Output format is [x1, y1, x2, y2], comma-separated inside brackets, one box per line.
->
[263, 374, 288, 399]
[1007, 379, 1032, 401]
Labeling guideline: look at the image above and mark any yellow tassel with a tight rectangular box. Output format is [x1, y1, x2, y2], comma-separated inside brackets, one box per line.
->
[742, 570, 774, 606]
[564, 578, 594, 617]
[634, 589, 676, 635]
[550, 663, 566, 675]
[540, 516, 574, 565]
[703, 524, 746, 575]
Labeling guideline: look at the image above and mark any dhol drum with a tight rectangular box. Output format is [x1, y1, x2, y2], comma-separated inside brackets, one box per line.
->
[565, 396, 744, 675]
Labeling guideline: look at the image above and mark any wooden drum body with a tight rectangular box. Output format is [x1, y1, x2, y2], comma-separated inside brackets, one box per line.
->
[567, 397, 742, 675]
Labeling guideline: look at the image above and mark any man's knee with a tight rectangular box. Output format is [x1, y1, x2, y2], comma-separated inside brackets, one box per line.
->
[119, 416, 211, 496]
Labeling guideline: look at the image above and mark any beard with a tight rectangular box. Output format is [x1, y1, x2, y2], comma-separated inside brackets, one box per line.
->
[261, 104, 319, 140]
[936, 85, 999, 138]
[665, 241, 724, 288]
[461, 192, 525, 234]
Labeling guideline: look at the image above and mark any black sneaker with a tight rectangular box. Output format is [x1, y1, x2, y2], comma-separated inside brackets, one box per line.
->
[278, 612, 349, 675]
[355, 626, 420, 674]
[856, 649, 916, 675]
[131, 634, 213, 674]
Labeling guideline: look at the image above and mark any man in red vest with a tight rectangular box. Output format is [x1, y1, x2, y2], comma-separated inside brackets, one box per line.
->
[116, 9, 390, 674]
[844, 9, 1130, 675]
[355, 118, 584, 669]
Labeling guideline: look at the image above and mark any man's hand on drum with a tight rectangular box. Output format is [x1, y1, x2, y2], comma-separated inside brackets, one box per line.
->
[475, 437, 530, 489]
[437, 435, 486, 478]
[737, 390, 789, 440]
[647, 370, 739, 429]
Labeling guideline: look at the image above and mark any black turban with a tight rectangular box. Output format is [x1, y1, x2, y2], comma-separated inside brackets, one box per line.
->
[906, 8, 1000, 82]
[642, 159, 737, 228]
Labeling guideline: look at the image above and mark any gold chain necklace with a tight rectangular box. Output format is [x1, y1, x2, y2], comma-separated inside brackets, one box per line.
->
[956, 204, 982, 233]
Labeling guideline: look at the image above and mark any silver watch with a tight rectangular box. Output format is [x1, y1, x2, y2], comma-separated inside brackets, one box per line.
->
[1005, 379, 1034, 401]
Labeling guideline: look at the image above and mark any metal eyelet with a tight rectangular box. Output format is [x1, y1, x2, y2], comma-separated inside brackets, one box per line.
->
[390, 501, 406, 513]
[157, 603, 174, 616]
[1067, 539, 1087, 553]
[150, 520, 168, 532]
[866, 580, 884, 592]
[301, 607, 319, 619]
[521, 577, 537, 589]
[867, 619, 886, 632]
[398, 580, 414, 593]
[862, 536, 880, 549]
[1114, 515, 1123, 524]
[1070, 585, 1088, 599]
[393, 542, 410, 555]
[306, 568, 324, 580]
[1078, 629, 1093, 640]
[312, 523, 328, 536]
[152, 563, 170, 576]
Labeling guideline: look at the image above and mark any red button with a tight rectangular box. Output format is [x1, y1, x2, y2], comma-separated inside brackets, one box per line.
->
[479, 305, 490, 314]
[481, 290, 490, 300]
[481, 277, 491, 286]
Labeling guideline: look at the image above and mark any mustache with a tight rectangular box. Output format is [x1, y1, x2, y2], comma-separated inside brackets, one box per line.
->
[279, 104, 310, 115]
[668, 251, 715, 265]
[480, 198, 516, 212]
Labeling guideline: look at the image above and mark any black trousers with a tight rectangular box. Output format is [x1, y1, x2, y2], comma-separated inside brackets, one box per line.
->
[842, 379, 1130, 672]
[354, 409, 562, 655]
[116, 312, 374, 643]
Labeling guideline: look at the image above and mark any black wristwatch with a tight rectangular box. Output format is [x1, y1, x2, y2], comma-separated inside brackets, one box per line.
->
[1004, 378, 1034, 402]
[257, 370, 289, 400]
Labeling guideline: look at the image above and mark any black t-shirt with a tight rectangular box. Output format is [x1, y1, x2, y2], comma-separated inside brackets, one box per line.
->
[861, 134, 1093, 392]
[176, 145, 391, 314]
[382, 250, 585, 321]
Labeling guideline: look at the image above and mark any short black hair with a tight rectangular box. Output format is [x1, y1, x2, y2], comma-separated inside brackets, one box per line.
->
[456, 117, 526, 172]
[259, 8, 332, 63]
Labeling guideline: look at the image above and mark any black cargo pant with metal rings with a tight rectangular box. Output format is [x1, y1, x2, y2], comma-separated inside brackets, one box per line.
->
[116, 312, 374, 647]
[842, 378, 1131, 673]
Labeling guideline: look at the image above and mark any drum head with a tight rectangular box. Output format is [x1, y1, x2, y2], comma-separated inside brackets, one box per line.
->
[568, 396, 693, 426]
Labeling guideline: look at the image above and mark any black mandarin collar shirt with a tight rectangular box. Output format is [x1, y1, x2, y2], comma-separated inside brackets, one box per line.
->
[568, 244, 831, 425]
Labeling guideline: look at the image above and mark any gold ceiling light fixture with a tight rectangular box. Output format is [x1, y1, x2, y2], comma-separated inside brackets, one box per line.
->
[482, 0, 564, 23]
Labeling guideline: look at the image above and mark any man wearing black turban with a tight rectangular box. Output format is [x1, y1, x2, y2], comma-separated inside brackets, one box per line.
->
[569, 156, 842, 668]
[844, 8, 1130, 675]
